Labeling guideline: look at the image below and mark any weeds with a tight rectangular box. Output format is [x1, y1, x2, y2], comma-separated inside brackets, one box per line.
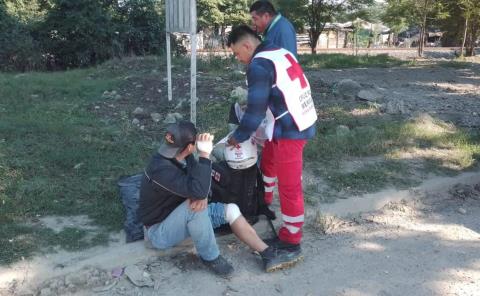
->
[299, 53, 405, 69]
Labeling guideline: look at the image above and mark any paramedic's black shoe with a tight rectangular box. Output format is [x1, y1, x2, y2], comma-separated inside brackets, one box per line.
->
[201, 255, 234, 278]
[260, 246, 303, 273]
[264, 237, 301, 252]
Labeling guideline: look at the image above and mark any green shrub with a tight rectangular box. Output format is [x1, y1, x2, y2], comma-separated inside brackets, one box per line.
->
[0, 2, 43, 71]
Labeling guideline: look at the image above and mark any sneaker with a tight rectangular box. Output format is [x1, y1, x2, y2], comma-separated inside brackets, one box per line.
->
[201, 255, 234, 278]
[260, 246, 303, 273]
[264, 237, 301, 252]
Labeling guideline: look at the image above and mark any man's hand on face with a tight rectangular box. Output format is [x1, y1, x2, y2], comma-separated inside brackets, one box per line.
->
[188, 198, 208, 212]
[196, 133, 214, 158]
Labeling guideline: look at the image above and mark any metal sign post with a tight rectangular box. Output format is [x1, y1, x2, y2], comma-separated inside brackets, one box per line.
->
[165, 0, 197, 125]
[189, 3, 197, 126]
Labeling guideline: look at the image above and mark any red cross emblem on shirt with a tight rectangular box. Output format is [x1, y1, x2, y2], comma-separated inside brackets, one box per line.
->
[285, 54, 307, 89]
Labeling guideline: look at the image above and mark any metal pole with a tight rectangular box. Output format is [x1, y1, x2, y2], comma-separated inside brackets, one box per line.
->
[166, 32, 172, 102]
[165, 1, 172, 102]
[190, 0, 197, 125]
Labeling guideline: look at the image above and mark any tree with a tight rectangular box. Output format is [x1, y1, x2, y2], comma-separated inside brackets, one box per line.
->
[301, 0, 373, 54]
[219, 0, 250, 46]
[383, 0, 448, 57]
[273, 0, 308, 31]
[197, 0, 224, 30]
[39, 0, 116, 69]
[197, 0, 249, 48]
[458, 0, 480, 56]
[0, 0, 45, 71]
[305, 0, 340, 54]
[114, 0, 165, 56]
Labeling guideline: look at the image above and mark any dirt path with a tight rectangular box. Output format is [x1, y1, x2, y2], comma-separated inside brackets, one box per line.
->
[308, 63, 480, 128]
[1, 175, 479, 296]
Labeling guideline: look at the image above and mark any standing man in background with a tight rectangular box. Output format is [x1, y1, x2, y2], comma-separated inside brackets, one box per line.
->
[250, 1, 297, 56]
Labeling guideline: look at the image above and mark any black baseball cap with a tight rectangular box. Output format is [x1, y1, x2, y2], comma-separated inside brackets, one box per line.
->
[158, 120, 197, 158]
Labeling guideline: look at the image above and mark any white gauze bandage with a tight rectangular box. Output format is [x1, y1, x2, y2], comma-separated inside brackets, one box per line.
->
[225, 203, 241, 225]
[196, 140, 213, 154]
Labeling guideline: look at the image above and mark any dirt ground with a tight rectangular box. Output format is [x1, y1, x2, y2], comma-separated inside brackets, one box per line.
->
[2, 177, 479, 296]
[1, 54, 480, 296]
[313, 65, 480, 127]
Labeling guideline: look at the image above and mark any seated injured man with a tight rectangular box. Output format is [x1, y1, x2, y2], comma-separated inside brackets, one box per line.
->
[137, 120, 302, 278]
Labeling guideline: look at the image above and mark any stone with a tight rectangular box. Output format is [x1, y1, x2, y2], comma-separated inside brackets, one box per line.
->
[124, 265, 154, 287]
[334, 79, 362, 100]
[132, 107, 146, 116]
[336, 125, 350, 137]
[163, 112, 183, 124]
[356, 89, 384, 102]
[457, 207, 467, 215]
[16, 288, 35, 296]
[92, 280, 117, 293]
[175, 98, 187, 110]
[382, 99, 407, 114]
[150, 113, 162, 122]
[39, 288, 53, 296]
[65, 273, 87, 286]
[132, 118, 140, 125]
[230, 87, 248, 105]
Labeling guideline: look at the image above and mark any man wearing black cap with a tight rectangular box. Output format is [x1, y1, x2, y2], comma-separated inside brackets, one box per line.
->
[137, 120, 299, 277]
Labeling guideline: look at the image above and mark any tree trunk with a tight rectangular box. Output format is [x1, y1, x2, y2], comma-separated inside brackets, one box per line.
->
[466, 21, 478, 56]
[418, 0, 429, 57]
[461, 16, 468, 57]
[466, 22, 478, 56]
[309, 25, 323, 55]
[309, 29, 319, 54]
[220, 26, 226, 49]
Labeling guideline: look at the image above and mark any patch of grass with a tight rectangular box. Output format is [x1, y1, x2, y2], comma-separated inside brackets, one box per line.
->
[0, 223, 110, 264]
[305, 108, 480, 195]
[436, 60, 472, 69]
[197, 100, 231, 139]
[304, 184, 319, 205]
[325, 161, 419, 195]
[305, 107, 395, 161]
[0, 68, 151, 264]
[299, 53, 405, 69]
[197, 54, 237, 74]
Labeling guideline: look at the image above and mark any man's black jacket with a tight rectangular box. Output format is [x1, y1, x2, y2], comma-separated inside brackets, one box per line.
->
[137, 153, 212, 227]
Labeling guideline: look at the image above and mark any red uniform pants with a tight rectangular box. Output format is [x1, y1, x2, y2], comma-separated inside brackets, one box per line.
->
[260, 139, 306, 244]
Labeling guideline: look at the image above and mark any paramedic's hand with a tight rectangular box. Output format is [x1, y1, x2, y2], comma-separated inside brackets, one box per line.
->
[226, 136, 240, 148]
[196, 133, 214, 158]
[188, 198, 208, 212]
